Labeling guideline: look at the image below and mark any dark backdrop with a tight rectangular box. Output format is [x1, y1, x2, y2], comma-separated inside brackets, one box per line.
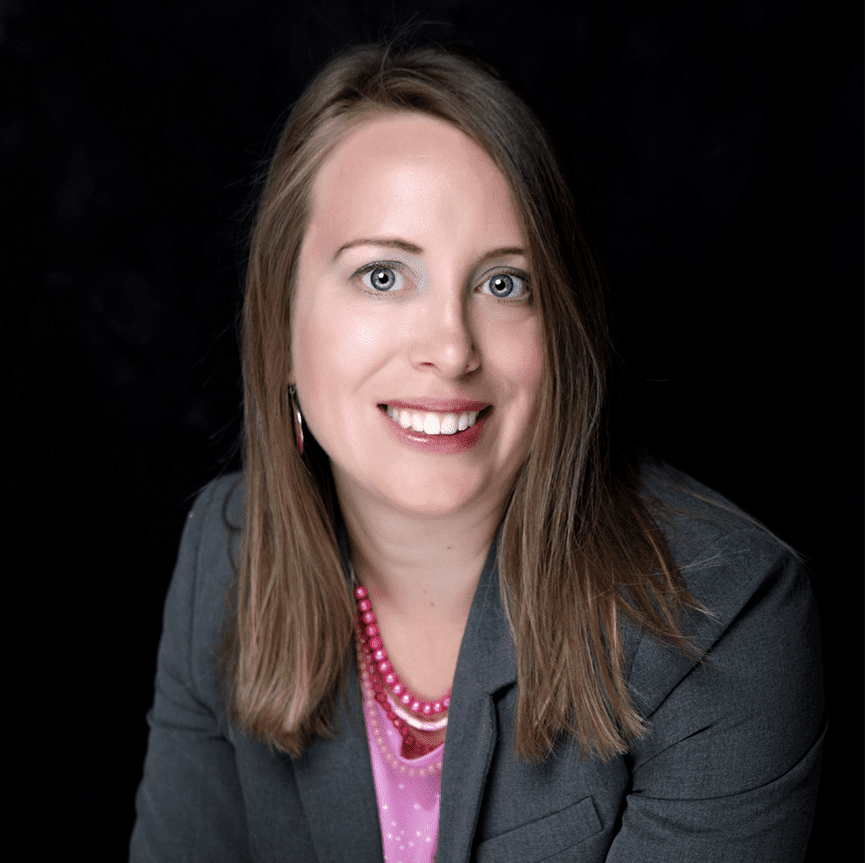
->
[5, 0, 861, 857]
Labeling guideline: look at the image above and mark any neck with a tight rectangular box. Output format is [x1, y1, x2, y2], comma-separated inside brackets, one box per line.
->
[335, 478, 503, 628]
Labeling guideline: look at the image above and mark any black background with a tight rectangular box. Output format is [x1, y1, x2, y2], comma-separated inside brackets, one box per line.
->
[5, 0, 861, 857]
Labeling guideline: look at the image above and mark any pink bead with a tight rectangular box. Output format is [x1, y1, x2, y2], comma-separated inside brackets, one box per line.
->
[353, 583, 451, 749]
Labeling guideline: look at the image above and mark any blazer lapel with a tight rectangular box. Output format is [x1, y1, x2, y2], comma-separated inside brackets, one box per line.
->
[436, 527, 518, 863]
[292, 655, 386, 863]
[278, 512, 385, 861]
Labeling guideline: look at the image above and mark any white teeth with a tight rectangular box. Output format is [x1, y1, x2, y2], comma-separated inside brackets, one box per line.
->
[385, 406, 480, 435]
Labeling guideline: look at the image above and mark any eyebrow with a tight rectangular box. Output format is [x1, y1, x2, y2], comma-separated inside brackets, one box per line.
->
[332, 237, 525, 265]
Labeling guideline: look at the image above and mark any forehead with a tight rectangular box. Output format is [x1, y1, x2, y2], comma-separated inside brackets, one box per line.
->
[316, 112, 498, 185]
[304, 112, 523, 254]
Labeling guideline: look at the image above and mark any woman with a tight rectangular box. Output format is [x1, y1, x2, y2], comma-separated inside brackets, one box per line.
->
[130, 41, 825, 862]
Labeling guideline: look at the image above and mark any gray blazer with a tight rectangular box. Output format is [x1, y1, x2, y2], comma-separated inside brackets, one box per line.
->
[130, 462, 825, 862]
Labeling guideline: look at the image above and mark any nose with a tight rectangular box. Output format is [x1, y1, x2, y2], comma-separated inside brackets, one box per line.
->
[408, 288, 480, 377]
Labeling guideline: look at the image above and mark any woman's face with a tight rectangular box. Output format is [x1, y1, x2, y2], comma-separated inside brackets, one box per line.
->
[291, 112, 544, 519]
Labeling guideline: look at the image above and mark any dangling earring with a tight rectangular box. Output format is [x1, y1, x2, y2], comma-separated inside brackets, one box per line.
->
[288, 384, 304, 456]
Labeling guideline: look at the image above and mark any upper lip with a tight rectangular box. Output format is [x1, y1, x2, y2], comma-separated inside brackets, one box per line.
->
[381, 398, 491, 412]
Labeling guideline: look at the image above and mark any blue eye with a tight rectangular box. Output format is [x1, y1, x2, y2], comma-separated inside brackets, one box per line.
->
[368, 266, 396, 291]
[358, 264, 402, 293]
[482, 270, 529, 301]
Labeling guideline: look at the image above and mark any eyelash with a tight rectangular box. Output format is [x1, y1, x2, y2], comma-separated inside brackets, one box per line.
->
[354, 261, 531, 303]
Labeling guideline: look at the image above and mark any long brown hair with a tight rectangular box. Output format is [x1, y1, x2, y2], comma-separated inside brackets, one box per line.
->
[219, 40, 773, 765]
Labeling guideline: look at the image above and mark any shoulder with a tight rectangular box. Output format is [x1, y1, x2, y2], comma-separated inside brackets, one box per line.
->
[183, 471, 245, 548]
[170, 470, 244, 612]
[158, 472, 245, 705]
[637, 455, 803, 597]
[628, 456, 821, 712]
[621, 459, 825, 805]
[178, 468, 245, 612]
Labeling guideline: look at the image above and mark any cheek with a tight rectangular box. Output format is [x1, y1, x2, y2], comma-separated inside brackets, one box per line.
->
[520, 330, 545, 390]
[488, 316, 545, 399]
[292, 292, 391, 404]
[292, 294, 338, 416]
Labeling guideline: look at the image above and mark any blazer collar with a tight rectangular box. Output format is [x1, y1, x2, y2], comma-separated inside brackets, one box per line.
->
[292, 517, 517, 862]
[437, 521, 518, 861]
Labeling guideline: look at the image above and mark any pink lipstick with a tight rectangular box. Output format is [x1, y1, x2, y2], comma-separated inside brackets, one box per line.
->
[378, 404, 492, 454]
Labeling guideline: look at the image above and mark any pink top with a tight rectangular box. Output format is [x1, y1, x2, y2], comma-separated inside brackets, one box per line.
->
[359, 658, 444, 863]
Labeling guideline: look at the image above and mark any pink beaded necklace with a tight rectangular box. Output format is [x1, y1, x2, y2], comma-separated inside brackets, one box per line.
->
[353, 583, 451, 757]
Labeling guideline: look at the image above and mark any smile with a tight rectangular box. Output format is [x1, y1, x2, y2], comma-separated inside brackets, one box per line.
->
[381, 404, 491, 436]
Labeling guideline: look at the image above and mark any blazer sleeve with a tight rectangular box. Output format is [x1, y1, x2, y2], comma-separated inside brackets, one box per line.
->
[605, 531, 826, 863]
[129, 478, 253, 862]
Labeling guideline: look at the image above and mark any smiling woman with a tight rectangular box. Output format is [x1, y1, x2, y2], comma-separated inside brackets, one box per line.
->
[130, 38, 825, 863]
